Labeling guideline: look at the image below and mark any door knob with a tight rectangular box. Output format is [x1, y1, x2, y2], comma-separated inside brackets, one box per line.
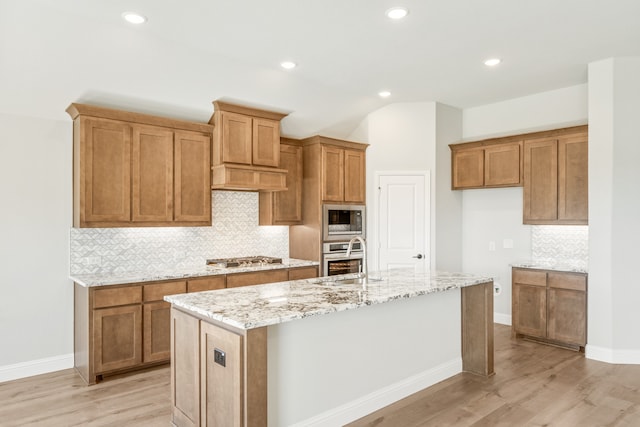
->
[412, 254, 423, 259]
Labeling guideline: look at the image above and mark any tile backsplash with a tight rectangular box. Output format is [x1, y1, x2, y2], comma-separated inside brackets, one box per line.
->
[531, 225, 588, 268]
[70, 191, 289, 275]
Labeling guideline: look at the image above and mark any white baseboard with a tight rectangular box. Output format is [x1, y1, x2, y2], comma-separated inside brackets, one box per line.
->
[586, 345, 640, 364]
[0, 353, 74, 383]
[290, 357, 462, 427]
[494, 312, 512, 326]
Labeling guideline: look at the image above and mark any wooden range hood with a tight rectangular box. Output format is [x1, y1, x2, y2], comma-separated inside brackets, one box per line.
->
[209, 101, 289, 192]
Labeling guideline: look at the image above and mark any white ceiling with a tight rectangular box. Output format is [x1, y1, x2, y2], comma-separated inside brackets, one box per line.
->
[1, 0, 639, 138]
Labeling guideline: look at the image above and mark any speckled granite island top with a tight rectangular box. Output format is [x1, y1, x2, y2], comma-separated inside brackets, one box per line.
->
[70, 258, 318, 287]
[164, 268, 493, 330]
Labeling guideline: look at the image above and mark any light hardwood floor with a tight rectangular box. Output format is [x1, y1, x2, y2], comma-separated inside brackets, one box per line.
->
[1, 325, 639, 426]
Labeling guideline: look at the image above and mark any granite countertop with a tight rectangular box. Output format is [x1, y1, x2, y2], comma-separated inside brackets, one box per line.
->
[511, 261, 588, 274]
[70, 258, 319, 287]
[164, 268, 493, 330]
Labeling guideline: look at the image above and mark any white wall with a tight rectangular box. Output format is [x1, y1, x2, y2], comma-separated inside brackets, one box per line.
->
[0, 113, 74, 378]
[268, 288, 461, 426]
[461, 84, 588, 323]
[587, 57, 640, 363]
[350, 102, 463, 273]
[435, 104, 463, 271]
[353, 102, 438, 271]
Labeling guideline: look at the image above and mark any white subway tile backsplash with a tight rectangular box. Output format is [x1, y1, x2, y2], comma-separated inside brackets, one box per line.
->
[531, 225, 588, 269]
[70, 191, 289, 275]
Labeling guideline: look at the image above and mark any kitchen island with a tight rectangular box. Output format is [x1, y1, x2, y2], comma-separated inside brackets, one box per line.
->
[165, 269, 493, 426]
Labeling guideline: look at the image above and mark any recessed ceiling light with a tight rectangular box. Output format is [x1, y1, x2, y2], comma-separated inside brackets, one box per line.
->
[386, 7, 409, 20]
[378, 91, 391, 98]
[122, 12, 147, 24]
[484, 58, 502, 67]
[280, 61, 297, 70]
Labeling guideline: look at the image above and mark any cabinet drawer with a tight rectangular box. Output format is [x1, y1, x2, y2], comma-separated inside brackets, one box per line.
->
[94, 285, 142, 308]
[288, 266, 318, 281]
[143, 281, 187, 302]
[187, 276, 226, 293]
[548, 272, 587, 291]
[226, 269, 288, 288]
[512, 269, 547, 287]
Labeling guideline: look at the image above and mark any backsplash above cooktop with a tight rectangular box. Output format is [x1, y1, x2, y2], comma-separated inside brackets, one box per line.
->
[70, 191, 288, 275]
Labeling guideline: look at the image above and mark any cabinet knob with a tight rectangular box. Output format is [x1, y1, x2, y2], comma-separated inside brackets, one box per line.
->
[412, 254, 423, 259]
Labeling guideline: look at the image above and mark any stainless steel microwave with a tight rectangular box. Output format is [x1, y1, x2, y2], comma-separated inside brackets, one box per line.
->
[322, 204, 365, 241]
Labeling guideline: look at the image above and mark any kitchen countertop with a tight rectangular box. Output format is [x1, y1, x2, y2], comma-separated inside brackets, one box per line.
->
[164, 268, 493, 330]
[511, 261, 588, 274]
[70, 258, 318, 287]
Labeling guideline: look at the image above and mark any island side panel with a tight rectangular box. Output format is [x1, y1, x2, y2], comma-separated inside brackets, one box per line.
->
[461, 281, 495, 376]
[171, 308, 200, 427]
[245, 328, 268, 427]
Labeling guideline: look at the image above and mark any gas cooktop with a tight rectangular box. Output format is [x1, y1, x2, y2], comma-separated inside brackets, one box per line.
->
[205, 256, 283, 268]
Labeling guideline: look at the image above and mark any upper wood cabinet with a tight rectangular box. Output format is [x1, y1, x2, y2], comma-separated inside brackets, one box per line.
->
[450, 140, 522, 189]
[301, 136, 367, 204]
[259, 138, 303, 225]
[523, 127, 588, 225]
[210, 101, 288, 191]
[67, 103, 212, 228]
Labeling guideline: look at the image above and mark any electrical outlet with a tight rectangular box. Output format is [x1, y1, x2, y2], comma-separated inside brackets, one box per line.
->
[489, 241, 496, 251]
[503, 239, 514, 249]
[494, 282, 502, 296]
[214, 348, 226, 367]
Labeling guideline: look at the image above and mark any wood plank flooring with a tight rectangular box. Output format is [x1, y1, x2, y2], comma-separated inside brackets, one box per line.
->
[1, 325, 639, 426]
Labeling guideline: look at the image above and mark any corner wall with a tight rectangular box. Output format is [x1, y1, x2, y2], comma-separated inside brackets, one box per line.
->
[461, 84, 588, 323]
[0, 113, 74, 380]
[587, 57, 640, 363]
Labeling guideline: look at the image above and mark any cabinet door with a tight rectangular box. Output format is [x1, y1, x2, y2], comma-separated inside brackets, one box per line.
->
[80, 117, 132, 224]
[187, 276, 226, 293]
[171, 308, 200, 427]
[512, 283, 547, 338]
[226, 269, 289, 288]
[321, 146, 345, 202]
[174, 131, 212, 223]
[200, 321, 243, 427]
[547, 288, 586, 346]
[558, 134, 588, 223]
[259, 143, 303, 225]
[143, 301, 172, 363]
[221, 111, 252, 165]
[523, 138, 558, 223]
[132, 125, 174, 222]
[252, 118, 280, 167]
[547, 272, 587, 346]
[452, 148, 484, 189]
[484, 142, 522, 187]
[344, 149, 366, 203]
[288, 266, 318, 281]
[93, 305, 142, 373]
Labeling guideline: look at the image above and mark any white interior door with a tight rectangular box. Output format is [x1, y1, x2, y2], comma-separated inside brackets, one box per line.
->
[377, 173, 430, 273]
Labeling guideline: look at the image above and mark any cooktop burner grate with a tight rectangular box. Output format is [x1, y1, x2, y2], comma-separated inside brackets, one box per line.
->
[206, 256, 283, 268]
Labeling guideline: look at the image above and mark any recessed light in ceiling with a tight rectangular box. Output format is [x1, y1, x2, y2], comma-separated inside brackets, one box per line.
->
[122, 12, 147, 24]
[280, 61, 297, 70]
[484, 58, 502, 67]
[386, 7, 409, 20]
[378, 91, 391, 98]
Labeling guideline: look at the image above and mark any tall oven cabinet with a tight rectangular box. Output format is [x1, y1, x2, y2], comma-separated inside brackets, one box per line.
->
[289, 136, 368, 269]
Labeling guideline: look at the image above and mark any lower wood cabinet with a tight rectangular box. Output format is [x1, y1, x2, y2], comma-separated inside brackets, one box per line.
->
[512, 267, 587, 350]
[75, 266, 317, 384]
[93, 304, 142, 373]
